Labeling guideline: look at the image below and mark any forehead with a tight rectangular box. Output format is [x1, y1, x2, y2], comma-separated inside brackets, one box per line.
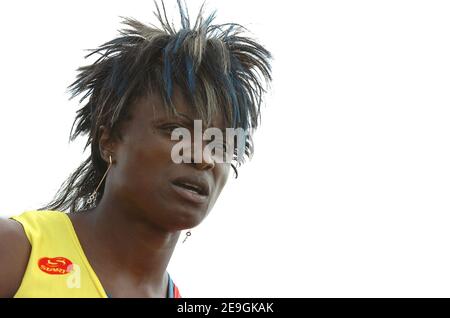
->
[131, 87, 227, 129]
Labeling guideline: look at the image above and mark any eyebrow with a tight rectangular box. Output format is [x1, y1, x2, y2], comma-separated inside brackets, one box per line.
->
[151, 112, 194, 124]
[167, 112, 228, 134]
[176, 113, 195, 123]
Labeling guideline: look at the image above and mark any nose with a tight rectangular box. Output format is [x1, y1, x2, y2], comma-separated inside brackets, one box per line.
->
[193, 146, 216, 171]
[189, 136, 216, 170]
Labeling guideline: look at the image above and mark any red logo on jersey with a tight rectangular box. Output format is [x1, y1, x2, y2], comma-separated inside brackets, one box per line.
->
[38, 257, 73, 275]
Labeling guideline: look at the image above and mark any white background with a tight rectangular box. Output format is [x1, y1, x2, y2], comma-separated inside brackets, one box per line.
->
[1, 0, 450, 297]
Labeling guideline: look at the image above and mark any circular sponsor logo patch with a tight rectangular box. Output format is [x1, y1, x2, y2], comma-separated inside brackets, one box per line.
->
[38, 257, 73, 275]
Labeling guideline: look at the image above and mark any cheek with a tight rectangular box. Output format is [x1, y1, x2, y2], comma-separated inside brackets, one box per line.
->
[117, 138, 174, 189]
[212, 164, 231, 199]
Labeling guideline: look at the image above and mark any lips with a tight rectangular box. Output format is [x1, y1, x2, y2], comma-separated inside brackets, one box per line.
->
[170, 175, 211, 204]
[171, 176, 210, 196]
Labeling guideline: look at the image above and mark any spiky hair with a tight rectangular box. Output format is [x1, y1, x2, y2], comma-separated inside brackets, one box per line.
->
[39, 0, 272, 213]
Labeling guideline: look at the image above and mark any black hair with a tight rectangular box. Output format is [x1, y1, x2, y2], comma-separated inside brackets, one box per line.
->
[38, 0, 272, 213]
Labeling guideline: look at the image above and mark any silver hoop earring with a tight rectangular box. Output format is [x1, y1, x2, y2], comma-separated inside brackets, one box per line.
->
[87, 155, 113, 208]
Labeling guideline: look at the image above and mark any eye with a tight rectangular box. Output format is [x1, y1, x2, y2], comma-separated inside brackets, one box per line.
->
[161, 123, 184, 134]
[209, 140, 231, 157]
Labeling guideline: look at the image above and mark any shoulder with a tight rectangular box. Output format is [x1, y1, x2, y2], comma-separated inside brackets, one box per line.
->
[0, 216, 31, 297]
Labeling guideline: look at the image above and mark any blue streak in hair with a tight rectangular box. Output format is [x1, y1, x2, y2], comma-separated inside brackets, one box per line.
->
[163, 45, 173, 99]
[173, 29, 190, 54]
[177, 0, 190, 29]
[228, 54, 247, 128]
[185, 55, 196, 94]
[231, 75, 242, 126]
[224, 73, 239, 128]
[204, 11, 217, 28]
[223, 24, 237, 39]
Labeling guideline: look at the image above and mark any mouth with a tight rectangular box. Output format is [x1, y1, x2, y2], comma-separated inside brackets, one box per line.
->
[170, 176, 210, 205]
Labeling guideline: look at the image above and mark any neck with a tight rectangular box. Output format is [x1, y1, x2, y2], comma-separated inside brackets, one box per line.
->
[72, 195, 181, 294]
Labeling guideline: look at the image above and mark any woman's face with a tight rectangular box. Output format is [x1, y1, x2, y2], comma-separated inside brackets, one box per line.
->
[101, 88, 231, 231]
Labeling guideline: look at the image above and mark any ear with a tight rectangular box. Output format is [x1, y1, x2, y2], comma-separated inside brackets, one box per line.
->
[98, 125, 117, 163]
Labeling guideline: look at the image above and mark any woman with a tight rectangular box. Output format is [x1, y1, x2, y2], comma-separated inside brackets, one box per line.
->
[0, 0, 272, 298]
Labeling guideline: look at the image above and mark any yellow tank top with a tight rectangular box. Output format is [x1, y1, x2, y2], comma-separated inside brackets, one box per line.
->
[10, 210, 180, 298]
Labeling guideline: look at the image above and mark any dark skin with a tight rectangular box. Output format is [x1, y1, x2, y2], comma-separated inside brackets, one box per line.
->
[0, 87, 231, 297]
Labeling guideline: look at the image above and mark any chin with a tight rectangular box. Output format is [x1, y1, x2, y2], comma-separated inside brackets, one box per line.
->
[169, 206, 209, 230]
